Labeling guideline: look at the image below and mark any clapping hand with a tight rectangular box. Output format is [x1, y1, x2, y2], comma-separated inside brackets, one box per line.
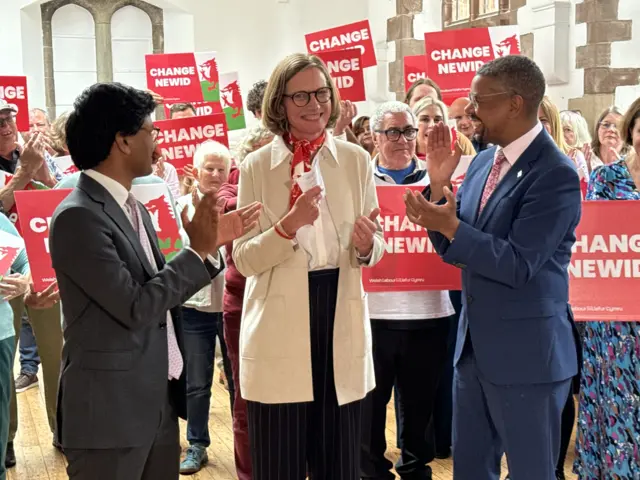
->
[279, 186, 323, 237]
[217, 202, 262, 246]
[425, 123, 463, 201]
[352, 208, 380, 257]
[334, 100, 358, 137]
[181, 192, 220, 260]
[404, 186, 459, 240]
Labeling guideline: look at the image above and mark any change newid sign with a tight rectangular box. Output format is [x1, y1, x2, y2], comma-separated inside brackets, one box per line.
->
[316, 49, 366, 102]
[155, 113, 229, 173]
[0, 76, 29, 131]
[403, 55, 427, 92]
[305, 20, 377, 68]
[424, 25, 521, 105]
[145, 51, 222, 104]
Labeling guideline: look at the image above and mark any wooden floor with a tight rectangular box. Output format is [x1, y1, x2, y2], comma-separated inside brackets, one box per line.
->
[7, 374, 578, 479]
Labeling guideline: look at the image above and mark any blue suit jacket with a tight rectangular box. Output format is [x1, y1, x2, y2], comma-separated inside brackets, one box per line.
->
[428, 130, 582, 386]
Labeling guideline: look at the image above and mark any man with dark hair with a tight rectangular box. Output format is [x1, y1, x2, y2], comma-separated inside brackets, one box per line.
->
[246, 80, 267, 119]
[49, 82, 242, 480]
[404, 55, 581, 480]
[169, 103, 197, 119]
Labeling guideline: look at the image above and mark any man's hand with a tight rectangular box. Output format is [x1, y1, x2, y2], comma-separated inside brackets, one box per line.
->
[18, 132, 46, 178]
[217, 201, 262, 246]
[0, 273, 30, 301]
[334, 100, 358, 137]
[181, 192, 220, 260]
[153, 156, 166, 179]
[24, 280, 60, 309]
[352, 208, 380, 257]
[426, 123, 463, 201]
[404, 186, 460, 240]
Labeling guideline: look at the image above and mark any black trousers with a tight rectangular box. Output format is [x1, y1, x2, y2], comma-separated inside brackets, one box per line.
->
[65, 386, 180, 480]
[247, 269, 361, 480]
[361, 318, 449, 480]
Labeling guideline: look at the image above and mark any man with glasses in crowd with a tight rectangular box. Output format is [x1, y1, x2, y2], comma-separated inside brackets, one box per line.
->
[360, 101, 453, 480]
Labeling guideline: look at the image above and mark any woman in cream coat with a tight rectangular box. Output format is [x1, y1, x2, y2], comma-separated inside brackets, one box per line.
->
[232, 53, 384, 480]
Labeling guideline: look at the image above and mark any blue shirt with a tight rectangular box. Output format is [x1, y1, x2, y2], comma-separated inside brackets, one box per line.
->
[377, 160, 416, 185]
[0, 214, 29, 342]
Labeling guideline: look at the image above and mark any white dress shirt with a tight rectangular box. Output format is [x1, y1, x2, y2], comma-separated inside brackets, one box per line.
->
[494, 121, 543, 182]
[270, 135, 341, 271]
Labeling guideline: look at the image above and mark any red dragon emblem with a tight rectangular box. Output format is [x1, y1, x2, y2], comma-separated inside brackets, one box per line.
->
[199, 58, 220, 91]
[221, 80, 243, 118]
[63, 164, 79, 175]
[143, 195, 182, 261]
[494, 35, 520, 57]
[0, 246, 21, 272]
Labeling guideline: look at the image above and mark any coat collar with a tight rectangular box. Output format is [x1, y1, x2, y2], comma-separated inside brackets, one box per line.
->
[270, 131, 339, 170]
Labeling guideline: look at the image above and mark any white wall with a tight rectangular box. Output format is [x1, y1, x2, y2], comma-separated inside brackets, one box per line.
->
[517, 0, 586, 111]
[613, 0, 640, 110]
[111, 6, 153, 90]
[52, 4, 98, 114]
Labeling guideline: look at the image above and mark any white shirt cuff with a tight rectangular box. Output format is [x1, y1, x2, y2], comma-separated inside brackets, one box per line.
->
[185, 247, 221, 269]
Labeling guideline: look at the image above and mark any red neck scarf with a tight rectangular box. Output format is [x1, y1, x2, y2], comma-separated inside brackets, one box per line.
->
[283, 131, 326, 209]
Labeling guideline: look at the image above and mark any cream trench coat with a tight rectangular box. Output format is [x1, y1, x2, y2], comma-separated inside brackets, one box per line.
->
[232, 133, 384, 405]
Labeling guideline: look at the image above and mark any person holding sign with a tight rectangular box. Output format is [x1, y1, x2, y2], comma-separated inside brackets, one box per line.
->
[233, 53, 383, 480]
[404, 55, 581, 480]
[360, 100, 454, 480]
[48, 83, 245, 480]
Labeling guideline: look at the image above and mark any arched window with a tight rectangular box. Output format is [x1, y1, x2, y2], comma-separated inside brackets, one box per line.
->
[51, 4, 97, 114]
[111, 6, 153, 90]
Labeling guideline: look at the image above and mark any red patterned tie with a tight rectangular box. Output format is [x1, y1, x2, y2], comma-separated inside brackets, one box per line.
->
[479, 150, 507, 214]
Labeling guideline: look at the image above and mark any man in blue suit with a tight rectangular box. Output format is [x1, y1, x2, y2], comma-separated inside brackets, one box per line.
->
[403, 55, 581, 480]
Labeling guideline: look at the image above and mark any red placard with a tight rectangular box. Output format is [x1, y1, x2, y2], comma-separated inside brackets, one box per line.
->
[163, 101, 223, 119]
[155, 113, 228, 173]
[363, 186, 462, 292]
[305, 20, 377, 68]
[569, 201, 640, 321]
[403, 55, 427, 92]
[0, 76, 29, 131]
[315, 49, 366, 102]
[424, 25, 520, 105]
[14, 189, 72, 291]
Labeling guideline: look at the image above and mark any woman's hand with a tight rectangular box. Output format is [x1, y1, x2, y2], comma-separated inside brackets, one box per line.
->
[0, 273, 30, 301]
[334, 101, 358, 137]
[352, 209, 380, 258]
[279, 186, 323, 236]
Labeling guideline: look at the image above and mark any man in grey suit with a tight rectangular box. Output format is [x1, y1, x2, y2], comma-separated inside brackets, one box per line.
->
[49, 83, 258, 480]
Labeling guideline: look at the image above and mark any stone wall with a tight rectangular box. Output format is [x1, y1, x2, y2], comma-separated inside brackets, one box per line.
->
[40, 0, 164, 119]
[569, 0, 640, 129]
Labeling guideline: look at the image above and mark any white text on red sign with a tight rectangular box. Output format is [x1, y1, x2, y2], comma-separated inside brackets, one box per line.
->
[0, 86, 26, 100]
[430, 46, 491, 75]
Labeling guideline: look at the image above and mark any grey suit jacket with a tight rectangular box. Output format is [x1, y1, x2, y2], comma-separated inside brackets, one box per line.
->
[50, 173, 222, 450]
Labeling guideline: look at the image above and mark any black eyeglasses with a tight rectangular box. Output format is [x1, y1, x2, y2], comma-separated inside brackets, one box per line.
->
[0, 114, 16, 128]
[375, 127, 418, 142]
[284, 87, 332, 107]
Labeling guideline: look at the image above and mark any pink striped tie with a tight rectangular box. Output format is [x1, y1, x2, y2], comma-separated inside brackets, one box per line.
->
[479, 150, 507, 214]
[125, 194, 184, 380]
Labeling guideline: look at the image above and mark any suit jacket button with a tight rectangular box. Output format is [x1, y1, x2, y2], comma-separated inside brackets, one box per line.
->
[159, 322, 167, 329]
[466, 295, 473, 304]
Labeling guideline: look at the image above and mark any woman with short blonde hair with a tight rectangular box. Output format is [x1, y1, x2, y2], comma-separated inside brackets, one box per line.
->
[233, 53, 383, 479]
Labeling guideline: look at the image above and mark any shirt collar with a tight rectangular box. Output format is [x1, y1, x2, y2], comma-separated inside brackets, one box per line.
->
[373, 154, 425, 175]
[497, 122, 543, 166]
[84, 169, 129, 208]
[270, 131, 339, 170]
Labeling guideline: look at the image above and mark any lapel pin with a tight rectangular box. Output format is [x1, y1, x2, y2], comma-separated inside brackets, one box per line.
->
[517, 170, 523, 178]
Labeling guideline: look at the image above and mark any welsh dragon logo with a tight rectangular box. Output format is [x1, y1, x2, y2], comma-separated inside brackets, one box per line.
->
[144, 195, 183, 261]
[199, 58, 220, 91]
[221, 80, 243, 118]
[494, 35, 520, 57]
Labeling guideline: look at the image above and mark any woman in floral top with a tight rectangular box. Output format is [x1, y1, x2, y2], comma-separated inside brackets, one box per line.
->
[573, 98, 640, 479]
